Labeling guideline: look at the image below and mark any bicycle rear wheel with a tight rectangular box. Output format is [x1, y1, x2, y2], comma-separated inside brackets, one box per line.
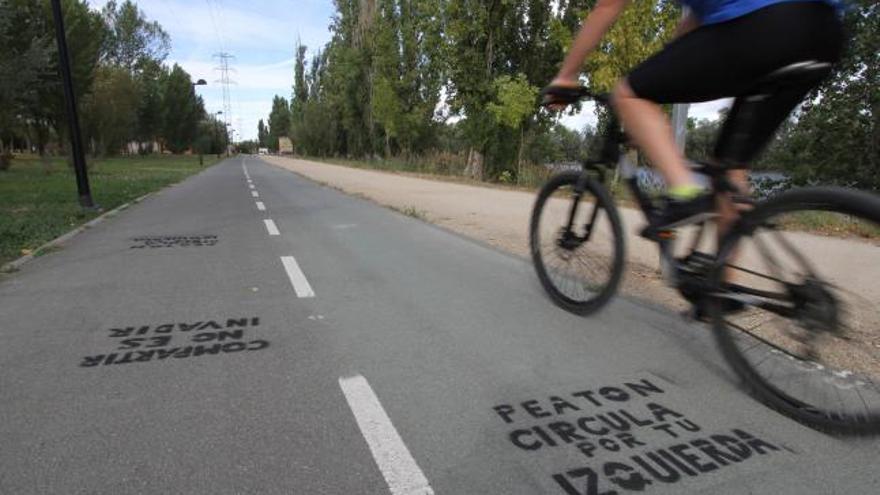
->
[530, 172, 625, 315]
[710, 187, 880, 434]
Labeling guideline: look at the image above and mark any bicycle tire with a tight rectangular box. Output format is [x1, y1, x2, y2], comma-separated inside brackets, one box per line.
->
[710, 186, 880, 434]
[530, 172, 625, 315]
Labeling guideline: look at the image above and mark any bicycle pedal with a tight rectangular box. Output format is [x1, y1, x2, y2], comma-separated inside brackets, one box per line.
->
[680, 251, 716, 272]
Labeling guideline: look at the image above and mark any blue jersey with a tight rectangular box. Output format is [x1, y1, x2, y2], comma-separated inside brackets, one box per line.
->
[680, 0, 843, 25]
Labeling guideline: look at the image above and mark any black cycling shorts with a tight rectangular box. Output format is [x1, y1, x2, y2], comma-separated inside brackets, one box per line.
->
[627, 1, 843, 165]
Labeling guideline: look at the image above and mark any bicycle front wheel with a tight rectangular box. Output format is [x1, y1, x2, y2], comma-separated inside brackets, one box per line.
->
[530, 172, 625, 315]
[710, 187, 880, 434]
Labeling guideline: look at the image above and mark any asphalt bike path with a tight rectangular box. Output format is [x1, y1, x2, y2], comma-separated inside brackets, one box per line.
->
[0, 156, 876, 494]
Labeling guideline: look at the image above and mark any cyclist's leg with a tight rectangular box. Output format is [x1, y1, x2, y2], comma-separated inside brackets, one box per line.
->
[713, 84, 818, 241]
[713, 2, 844, 235]
[616, 1, 843, 225]
[612, 82, 694, 190]
[614, 15, 749, 195]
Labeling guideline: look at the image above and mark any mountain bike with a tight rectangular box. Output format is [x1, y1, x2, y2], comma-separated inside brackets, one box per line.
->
[530, 65, 880, 434]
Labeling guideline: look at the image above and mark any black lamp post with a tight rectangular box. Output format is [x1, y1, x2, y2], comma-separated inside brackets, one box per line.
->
[51, 0, 94, 209]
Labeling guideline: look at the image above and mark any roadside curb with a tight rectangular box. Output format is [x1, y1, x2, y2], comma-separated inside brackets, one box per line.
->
[0, 192, 153, 274]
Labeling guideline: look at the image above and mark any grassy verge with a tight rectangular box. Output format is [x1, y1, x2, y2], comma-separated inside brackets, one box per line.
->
[0, 154, 219, 266]
[778, 210, 880, 240]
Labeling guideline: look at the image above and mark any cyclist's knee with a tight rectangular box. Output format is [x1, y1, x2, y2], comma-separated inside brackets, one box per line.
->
[611, 79, 636, 107]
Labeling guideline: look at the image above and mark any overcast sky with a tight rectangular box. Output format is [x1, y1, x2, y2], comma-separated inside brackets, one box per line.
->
[91, 1, 730, 141]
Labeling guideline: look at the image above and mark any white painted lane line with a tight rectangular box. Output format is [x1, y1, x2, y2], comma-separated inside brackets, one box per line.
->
[263, 219, 280, 236]
[256, 201, 266, 211]
[280, 256, 315, 298]
[252, 191, 260, 197]
[249, 184, 255, 189]
[339, 375, 434, 495]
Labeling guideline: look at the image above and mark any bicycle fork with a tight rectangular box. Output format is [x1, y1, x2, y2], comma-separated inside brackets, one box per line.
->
[560, 173, 601, 249]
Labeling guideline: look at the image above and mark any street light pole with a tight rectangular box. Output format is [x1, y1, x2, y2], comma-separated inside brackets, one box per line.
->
[50, 0, 94, 209]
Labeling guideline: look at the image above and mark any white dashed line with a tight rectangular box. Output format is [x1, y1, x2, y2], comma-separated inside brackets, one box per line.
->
[251, 191, 260, 198]
[263, 219, 280, 236]
[339, 375, 434, 495]
[256, 201, 266, 211]
[280, 256, 315, 298]
[249, 184, 255, 189]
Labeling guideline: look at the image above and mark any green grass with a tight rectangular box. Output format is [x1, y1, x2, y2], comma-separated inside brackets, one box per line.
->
[400, 205, 427, 220]
[0, 154, 219, 267]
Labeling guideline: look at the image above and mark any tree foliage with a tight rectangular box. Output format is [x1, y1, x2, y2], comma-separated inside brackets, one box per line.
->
[100, 0, 170, 72]
[268, 95, 291, 151]
[760, 0, 878, 189]
[269, 0, 876, 191]
[81, 65, 140, 155]
[0, 0, 52, 143]
[161, 64, 204, 153]
[586, 0, 678, 92]
[257, 119, 269, 149]
[0, 0, 205, 159]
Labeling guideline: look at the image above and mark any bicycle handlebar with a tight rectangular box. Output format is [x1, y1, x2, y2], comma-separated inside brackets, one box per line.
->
[538, 85, 610, 108]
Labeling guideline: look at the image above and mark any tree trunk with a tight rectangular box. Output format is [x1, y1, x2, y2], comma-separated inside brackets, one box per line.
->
[464, 147, 484, 181]
[385, 133, 391, 159]
[516, 127, 524, 185]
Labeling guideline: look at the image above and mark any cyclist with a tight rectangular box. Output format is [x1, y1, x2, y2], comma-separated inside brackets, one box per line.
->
[543, 0, 845, 237]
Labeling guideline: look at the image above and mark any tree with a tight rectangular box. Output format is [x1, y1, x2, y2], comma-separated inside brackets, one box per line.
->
[134, 58, 166, 152]
[48, 0, 107, 147]
[80, 65, 140, 155]
[161, 64, 203, 153]
[267, 95, 291, 151]
[445, 0, 516, 178]
[237, 140, 259, 154]
[257, 119, 269, 148]
[0, 0, 52, 165]
[10, 0, 107, 156]
[101, 0, 170, 72]
[291, 40, 308, 127]
[685, 117, 721, 163]
[445, 0, 591, 179]
[762, 0, 878, 190]
[586, 0, 678, 92]
[194, 113, 228, 156]
[488, 73, 539, 181]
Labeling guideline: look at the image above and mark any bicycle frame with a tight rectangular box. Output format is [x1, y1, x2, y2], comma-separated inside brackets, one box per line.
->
[564, 103, 806, 319]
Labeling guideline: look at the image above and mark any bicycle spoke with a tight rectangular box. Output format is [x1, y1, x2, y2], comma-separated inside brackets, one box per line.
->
[713, 194, 880, 432]
[531, 173, 622, 313]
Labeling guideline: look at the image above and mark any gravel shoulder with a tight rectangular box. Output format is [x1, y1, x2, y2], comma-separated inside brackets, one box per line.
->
[264, 155, 879, 315]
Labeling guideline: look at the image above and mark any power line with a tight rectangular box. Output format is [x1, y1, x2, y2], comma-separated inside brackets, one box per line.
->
[204, 0, 225, 53]
[213, 52, 237, 143]
[212, 0, 232, 52]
